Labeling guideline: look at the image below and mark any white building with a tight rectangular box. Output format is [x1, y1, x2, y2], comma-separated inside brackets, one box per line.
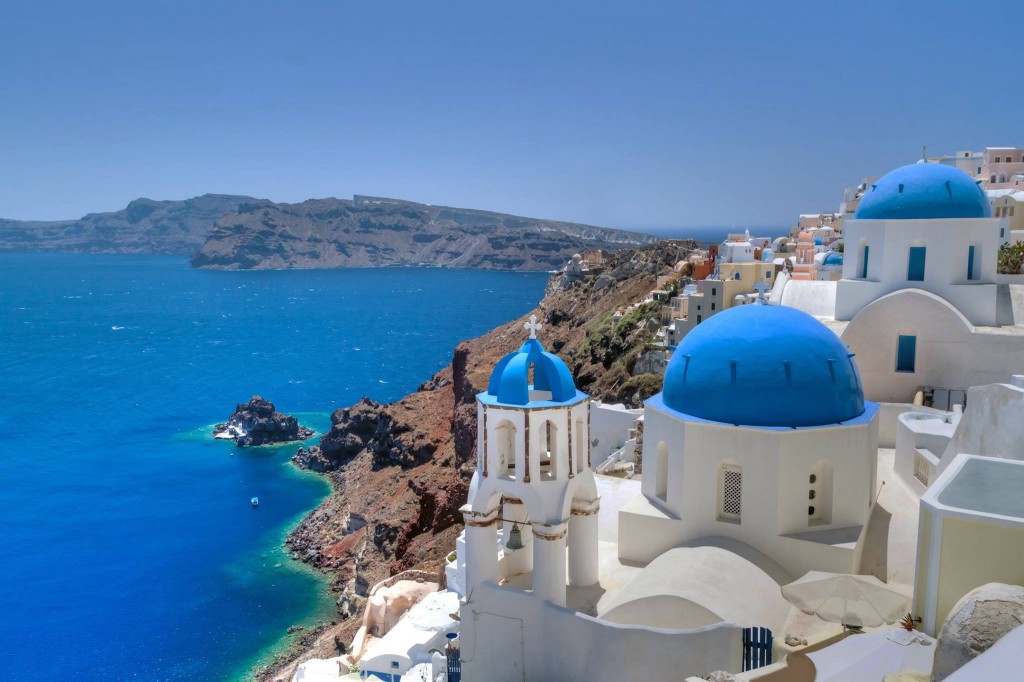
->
[621, 304, 879, 579]
[456, 306, 884, 681]
[776, 162, 1024, 407]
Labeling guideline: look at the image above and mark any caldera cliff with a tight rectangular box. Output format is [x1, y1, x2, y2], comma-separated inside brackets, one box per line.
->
[253, 240, 693, 681]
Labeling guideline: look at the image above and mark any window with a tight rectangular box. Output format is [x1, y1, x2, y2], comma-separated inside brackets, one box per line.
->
[765, 271, 771, 278]
[711, 287, 717, 296]
[968, 245, 977, 281]
[808, 461, 833, 526]
[996, 156, 1002, 163]
[696, 315, 702, 323]
[999, 173, 1008, 183]
[1002, 227, 1006, 238]
[991, 175, 998, 184]
[907, 246, 926, 281]
[711, 302, 716, 311]
[719, 464, 742, 521]
[495, 421, 516, 478]
[655, 442, 668, 501]
[539, 420, 558, 480]
[914, 452, 930, 486]
[860, 244, 870, 279]
[896, 335, 917, 373]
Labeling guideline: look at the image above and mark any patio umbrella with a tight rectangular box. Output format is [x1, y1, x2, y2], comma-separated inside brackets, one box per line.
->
[781, 572, 910, 628]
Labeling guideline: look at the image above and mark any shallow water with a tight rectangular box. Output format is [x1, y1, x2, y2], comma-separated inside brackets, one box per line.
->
[0, 254, 545, 681]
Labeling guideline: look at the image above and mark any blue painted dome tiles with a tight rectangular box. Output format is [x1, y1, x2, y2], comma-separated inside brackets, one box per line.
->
[854, 163, 991, 220]
[486, 337, 579, 406]
[661, 305, 865, 427]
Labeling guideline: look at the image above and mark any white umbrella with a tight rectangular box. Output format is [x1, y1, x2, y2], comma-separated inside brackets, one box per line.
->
[781, 572, 910, 628]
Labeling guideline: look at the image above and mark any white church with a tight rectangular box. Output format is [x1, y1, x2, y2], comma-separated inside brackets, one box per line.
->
[454, 305, 884, 681]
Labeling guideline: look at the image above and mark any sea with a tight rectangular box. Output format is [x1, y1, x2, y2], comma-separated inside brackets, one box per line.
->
[0, 254, 547, 682]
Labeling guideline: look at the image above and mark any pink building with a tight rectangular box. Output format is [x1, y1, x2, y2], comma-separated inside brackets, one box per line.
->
[790, 230, 817, 281]
[981, 147, 1024, 189]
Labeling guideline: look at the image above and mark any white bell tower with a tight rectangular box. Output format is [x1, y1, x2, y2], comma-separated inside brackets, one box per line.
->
[461, 316, 599, 606]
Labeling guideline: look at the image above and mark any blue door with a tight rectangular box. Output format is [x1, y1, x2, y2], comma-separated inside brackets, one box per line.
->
[742, 626, 774, 671]
[861, 245, 870, 278]
[967, 245, 976, 280]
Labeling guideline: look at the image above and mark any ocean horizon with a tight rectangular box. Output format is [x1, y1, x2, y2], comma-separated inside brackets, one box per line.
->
[0, 254, 547, 681]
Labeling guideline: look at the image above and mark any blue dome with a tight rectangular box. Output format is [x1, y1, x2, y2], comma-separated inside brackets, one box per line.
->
[486, 338, 578, 406]
[661, 305, 865, 427]
[822, 252, 843, 266]
[855, 163, 991, 220]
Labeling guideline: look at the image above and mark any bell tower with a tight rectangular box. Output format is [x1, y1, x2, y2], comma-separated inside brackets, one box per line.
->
[461, 315, 599, 607]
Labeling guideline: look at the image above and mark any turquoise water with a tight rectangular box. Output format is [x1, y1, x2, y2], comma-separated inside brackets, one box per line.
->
[0, 254, 546, 681]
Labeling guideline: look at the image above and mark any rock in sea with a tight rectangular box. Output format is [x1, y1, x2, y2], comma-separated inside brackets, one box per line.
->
[213, 395, 314, 446]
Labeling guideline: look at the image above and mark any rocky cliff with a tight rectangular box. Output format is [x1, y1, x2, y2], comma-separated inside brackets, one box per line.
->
[254, 240, 691, 680]
[0, 194, 254, 254]
[190, 195, 657, 271]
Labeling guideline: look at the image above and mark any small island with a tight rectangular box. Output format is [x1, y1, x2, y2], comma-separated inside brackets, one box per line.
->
[214, 395, 314, 446]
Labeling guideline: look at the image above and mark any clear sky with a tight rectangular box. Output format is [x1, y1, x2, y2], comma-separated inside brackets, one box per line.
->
[2, 1, 1019, 228]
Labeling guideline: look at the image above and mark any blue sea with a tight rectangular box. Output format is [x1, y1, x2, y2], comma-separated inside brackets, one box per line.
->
[0, 254, 546, 681]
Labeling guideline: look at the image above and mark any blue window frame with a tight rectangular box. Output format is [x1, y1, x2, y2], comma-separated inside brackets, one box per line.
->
[896, 335, 917, 373]
[967, 245, 976, 280]
[860, 245, 870, 278]
[907, 246, 926, 282]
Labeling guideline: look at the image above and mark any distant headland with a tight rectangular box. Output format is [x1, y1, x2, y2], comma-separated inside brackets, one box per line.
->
[0, 194, 658, 271]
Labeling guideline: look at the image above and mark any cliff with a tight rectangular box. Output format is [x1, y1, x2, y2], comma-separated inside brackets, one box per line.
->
[190, 196, 657, 271]
[255, 240, 692, 680]
[0, 194, 254, 254]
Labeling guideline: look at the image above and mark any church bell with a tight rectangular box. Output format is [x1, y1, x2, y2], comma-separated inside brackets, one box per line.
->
[505, 522, 525, 551]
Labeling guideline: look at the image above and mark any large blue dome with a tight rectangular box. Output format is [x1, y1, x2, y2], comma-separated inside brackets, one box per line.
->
[661, 305, 865, 427]
[855, 163, 991, 220]
[485, 338, 578, 406]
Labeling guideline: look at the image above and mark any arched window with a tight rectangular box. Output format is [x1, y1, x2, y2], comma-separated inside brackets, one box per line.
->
[999, 173, 1008, 184]
[495, 421, 516, 479]
[718, 462, 742, 522]
[808, 461, 833, 525]
[655, 442, 668, 501]
[539, 420, 558, 480]
[991, 175, 998, 184]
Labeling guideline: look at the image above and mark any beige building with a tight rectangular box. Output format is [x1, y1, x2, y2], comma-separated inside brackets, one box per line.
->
[981, 147, 1024, 189]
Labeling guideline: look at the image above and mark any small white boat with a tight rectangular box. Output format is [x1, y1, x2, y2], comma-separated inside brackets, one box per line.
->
[251, 496, 259, 508]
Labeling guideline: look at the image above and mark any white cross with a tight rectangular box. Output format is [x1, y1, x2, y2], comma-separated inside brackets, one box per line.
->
[754, 276, 769, 302]
[524, 314, 542, 339]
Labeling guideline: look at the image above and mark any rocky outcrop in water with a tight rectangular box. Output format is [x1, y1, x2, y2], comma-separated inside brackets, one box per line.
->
[214, 395, 314, 446]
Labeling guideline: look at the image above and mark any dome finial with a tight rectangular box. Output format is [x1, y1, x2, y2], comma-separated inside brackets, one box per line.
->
[524, 314, 542, 339]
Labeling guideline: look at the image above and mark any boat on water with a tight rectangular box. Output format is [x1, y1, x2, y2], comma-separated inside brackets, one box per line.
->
[251, 496, 259, 508]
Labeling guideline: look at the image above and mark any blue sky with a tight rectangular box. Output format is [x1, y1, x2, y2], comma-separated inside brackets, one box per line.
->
[2, 1, 1019, 228]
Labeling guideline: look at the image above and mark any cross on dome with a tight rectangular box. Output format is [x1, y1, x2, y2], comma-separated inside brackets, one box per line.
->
[524, 314, 542, 339]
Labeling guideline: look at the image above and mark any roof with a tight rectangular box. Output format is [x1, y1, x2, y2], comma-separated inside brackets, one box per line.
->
[658, 304, 867, 427]
[598, 546, 793, 633]
[932, 455, 1024, 520]
[855, 163, 992, 220]
[484, 337, 582, 407]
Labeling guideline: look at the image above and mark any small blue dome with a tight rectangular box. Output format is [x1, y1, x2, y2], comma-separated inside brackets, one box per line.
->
[486, 338, 577, 406]
[855, 163, 991, 220]
[661, 305, 865, 427]
[822, 252, 843, 267]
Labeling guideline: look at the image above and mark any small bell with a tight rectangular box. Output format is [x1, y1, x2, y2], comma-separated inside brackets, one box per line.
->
[505, 522, 525, 551]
